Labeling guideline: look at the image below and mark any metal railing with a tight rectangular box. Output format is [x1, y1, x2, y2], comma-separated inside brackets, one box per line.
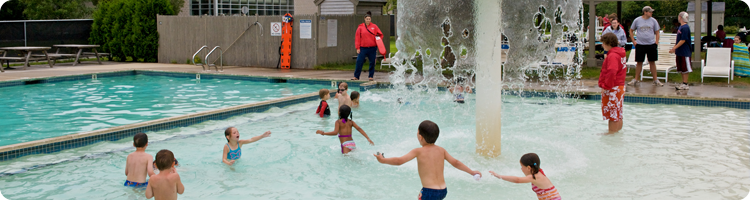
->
[192, 45, 209, 70]
[205, 46, 223, 72]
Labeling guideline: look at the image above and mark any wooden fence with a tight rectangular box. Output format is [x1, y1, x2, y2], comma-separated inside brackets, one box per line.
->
[157, 14, 390, 69]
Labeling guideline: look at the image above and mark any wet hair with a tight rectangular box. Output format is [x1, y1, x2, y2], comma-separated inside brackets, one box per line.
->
[224, 127, 236, 142]
[338, 82, 348, 90]
[339, 105, 352, 120]
[601, 33, 619, 48]
[365, 11, 372, 18]
[418, 120, 439, 144]
[154, 149, 175, 171]
[350, 91, 360, 100]
[319, 89, 329, 99]
[718, 25, 724, 30]
[520, 153, 541, 179]
[133, 132, 148, 148]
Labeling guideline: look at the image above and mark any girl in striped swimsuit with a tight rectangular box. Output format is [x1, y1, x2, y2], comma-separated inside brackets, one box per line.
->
[489, 153, 561, 200]
[316, 105, 374, 154]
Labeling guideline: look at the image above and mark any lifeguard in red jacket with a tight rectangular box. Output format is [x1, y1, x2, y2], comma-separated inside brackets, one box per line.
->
[353, 11, 384, 81]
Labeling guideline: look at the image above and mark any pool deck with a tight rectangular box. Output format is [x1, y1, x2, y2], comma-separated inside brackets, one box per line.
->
[1, 62, 749, 101]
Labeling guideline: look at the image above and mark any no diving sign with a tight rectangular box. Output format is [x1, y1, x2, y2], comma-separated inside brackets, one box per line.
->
[271, 22, 282, 36]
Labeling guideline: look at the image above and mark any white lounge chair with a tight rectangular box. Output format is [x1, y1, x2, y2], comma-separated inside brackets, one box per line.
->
[702, 48, 734, 83]
[380, 53, 393, 69]
[640, 35, 678, 82]
[625, 49, 637, 73]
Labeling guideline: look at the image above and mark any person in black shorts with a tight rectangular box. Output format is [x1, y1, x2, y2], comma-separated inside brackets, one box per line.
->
[628, 6, 663, 86]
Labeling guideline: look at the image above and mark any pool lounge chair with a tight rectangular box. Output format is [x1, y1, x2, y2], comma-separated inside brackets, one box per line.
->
[702, 47, 734, 83]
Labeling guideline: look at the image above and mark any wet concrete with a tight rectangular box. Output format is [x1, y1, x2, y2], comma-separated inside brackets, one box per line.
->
[1, 62, 749, 101]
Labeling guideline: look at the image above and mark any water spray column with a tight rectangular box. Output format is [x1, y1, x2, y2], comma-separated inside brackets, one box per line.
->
[474, 1, 504, 157]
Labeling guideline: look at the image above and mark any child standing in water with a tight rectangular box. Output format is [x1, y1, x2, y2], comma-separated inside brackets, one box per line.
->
[335, 82, 353, 112]
[222, 127, 271, 166]
[316, 89, 331, 117]
[374, 120, 481, 200]
[350, 91, 360, 108]
[316, 105, 374, 154]
[125, 133, 154, 188]
[145, 149, 184, 200]
[489, 153, 561, 200]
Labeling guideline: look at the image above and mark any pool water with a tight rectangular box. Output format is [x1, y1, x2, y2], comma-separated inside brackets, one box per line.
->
[0, 74, 322, 146]
[0, 91, 748, 199]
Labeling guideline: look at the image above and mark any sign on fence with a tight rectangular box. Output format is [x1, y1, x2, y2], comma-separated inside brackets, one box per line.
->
[300, 19, 312, 39]
[270, 22, 282, 36]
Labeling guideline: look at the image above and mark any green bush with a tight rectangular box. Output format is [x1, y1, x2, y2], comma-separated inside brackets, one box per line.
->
[724, 26, 739, 34]
[90, 0, 175, 62]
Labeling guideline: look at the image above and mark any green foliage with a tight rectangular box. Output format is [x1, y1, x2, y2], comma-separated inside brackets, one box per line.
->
[90, 0, 175, 62]
[21, 0, 92, 19]
[0, 0, 26, 20]
[384, 0, 397, 14]
[724, 26, 739, 34]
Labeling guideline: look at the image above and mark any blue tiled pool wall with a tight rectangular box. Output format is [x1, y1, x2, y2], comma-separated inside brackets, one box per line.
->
[0, 94, 320, 162]
[0, 70, 341, 89]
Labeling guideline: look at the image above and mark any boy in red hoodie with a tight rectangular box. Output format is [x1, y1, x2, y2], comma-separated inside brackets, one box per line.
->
[599, 33, 627, 134]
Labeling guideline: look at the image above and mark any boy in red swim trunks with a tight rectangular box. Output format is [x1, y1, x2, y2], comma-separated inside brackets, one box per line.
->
[599, 33, 627, 134]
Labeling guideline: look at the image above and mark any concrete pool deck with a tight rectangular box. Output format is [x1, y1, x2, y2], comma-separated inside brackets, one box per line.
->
[1, 62, 749, 101]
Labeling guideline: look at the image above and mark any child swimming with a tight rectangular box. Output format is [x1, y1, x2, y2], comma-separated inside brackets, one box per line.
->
[350, 91, 360, 108]
[315, 105, 374, 154]
[222, 127, 271, 166]
[489, 153, 561, 200]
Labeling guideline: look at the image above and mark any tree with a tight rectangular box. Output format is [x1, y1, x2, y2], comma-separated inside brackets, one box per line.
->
[21, 0, 93, 19]
[0, 0, 27, 20]
[90, 0, 175, 62]
[384, 0, 396, 14]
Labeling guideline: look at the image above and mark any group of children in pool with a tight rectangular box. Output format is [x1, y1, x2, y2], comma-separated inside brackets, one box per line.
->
[123, 82, 561, 200]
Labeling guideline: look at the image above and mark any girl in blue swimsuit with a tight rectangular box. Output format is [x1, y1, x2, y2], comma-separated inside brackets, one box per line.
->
[222, 127, 271, 166]
[316, 105, 374, 154]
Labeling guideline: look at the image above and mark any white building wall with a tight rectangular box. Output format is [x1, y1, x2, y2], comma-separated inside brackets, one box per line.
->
[320, 0, 355, 15]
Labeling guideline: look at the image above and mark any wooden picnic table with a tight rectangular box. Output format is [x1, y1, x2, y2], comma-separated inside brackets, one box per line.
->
[47, 44, 105, 66]
[0, 46, 53, 72]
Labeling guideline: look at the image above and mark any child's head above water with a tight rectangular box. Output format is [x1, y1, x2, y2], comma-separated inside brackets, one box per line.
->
[520, 153, 541, 179]
[418, 120, 439, 144]
[319, 89, 330, 100]
[350, 91, 360, 101]
[224, 127, 238, 142]
[154, 149, 176, 171]
[339, 105, 352, 120]
[133, 132, 148, 148]
[338, 82, 348, 91]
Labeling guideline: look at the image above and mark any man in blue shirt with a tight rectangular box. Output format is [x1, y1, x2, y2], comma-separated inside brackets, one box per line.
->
[669, 12, 692, 90]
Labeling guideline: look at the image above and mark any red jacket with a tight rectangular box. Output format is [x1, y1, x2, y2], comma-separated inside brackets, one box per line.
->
[598, 47, 627, 89]
[355, 23, 383, 50]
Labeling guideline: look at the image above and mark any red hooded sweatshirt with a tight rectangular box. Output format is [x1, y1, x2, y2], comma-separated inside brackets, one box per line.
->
[598, 46, 627, 89]
[355, 23, 383, 50]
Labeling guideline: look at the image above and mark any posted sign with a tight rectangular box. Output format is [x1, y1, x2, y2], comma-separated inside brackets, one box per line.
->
[271, 22, 282, 36]
[300, 19, 312, 39]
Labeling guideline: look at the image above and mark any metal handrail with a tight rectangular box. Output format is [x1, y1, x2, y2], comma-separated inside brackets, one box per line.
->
[192, 45, 208, 70]
[205, 46, 223, 72]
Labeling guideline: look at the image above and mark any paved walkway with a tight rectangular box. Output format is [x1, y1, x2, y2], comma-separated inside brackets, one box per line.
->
[1, 62, 749, 101]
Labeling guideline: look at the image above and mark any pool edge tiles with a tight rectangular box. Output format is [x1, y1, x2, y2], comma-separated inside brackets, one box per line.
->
[0, 91, 321, 162]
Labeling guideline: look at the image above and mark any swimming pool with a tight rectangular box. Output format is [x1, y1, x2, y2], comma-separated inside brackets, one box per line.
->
[1, 91, 747, 199]
[0, 73, 322, 146]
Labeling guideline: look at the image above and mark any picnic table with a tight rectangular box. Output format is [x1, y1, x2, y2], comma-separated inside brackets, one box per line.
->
[43, 44, 106, 66]
[0, 46, 53, 72]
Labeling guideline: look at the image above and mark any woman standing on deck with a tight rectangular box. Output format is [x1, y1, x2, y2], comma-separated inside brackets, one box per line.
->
[353, 11, 383, 81]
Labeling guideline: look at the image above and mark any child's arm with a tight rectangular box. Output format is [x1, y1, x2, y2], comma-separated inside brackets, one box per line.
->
[489, 171, 535, 183]
[145, 182, 154, 199]
[374, 148, 418, 165]
[351, 121, 374, 145]
[147, 156, 155, 177]
[174, 172, 185, 194]
[316, 121, 340, 136]
[125, 156, 129, 176]
[444, 150, 482, 177]
[239, 131, 271, 145]
[222, 145, 235, 166]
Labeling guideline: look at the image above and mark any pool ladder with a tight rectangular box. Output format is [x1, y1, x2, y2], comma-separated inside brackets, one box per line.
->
[192, 45, 223, 72]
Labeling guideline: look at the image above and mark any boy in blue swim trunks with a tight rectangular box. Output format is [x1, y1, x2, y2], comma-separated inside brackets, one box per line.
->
[125, 133, 155, 187]
[374, 120, 481, 200]
[222, 127, 271, 166]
